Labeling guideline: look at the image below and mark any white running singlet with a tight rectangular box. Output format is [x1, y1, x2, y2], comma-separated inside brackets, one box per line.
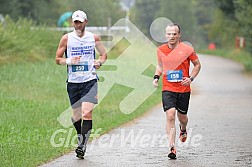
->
[66, 31, 97, 83]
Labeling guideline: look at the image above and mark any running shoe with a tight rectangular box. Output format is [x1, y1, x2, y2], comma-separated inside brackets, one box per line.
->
[179, 124, 187, 142]
[168, 146, 177, 159]
[75, 146, 85, 159]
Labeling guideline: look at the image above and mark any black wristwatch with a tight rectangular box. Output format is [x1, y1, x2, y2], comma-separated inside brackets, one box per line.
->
[190, 76, 194, 82]
[154, 75, 160, 80]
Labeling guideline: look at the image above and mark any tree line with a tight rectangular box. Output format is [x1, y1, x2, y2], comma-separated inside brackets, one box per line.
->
[0, 0, 251, 52]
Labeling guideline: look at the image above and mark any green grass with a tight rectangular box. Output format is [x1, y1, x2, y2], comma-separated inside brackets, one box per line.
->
[199, 48, 252, 72]
[0, 16, 61, 65]
[0, 60, 161, 167]
[0, 61, 71, 166]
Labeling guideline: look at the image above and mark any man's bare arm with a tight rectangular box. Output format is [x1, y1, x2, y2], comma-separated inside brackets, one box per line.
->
[56, 34, 68, 65]
[93, 34, 107, 69]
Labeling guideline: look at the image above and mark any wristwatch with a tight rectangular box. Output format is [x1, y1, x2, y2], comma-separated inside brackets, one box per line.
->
[190, 76, 194, 82]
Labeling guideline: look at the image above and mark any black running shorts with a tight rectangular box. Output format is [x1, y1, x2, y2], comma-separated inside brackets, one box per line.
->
[162, 91, 191, 114]
[67, 79, 98, 109]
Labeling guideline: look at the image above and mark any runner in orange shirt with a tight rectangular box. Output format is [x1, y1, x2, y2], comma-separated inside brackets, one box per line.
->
[153, 23, 201, 159]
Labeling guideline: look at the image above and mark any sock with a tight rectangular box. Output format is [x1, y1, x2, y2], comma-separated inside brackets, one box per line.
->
[71, 118, 82, 147]
[71, 117, 82, 134]
[81, 120, 92, 149]
[179, 124, 186, 132]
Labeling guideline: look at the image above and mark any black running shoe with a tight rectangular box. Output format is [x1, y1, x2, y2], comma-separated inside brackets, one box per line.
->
[168, 146, 177, 159]
[75, 147, 85, 159]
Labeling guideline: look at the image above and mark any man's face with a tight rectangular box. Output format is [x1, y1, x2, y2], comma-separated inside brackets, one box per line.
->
[166, 26, 180, 45]
[73, 20, 87, 32]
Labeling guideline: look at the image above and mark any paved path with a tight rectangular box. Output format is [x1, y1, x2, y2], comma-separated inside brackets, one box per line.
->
[40, 54, 252, 167]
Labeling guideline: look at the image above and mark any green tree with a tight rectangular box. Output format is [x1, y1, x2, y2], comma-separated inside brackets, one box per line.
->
[131, 0, 161, 37]
[234, 0, 252, 54]
[194, 0, 215, 46]
[0, 0, 125, 26]
[209, 0, 251, 53]
[0, 0, 61, 25]
[58, 0, 124, 26]
[216, 0, 236, 19]
[156, 0, 198, 44]
[208, 10, 237, 47]
[132, 0, 200, 46]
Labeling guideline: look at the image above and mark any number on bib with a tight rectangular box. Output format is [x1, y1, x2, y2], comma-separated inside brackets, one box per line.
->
[72, 62, 88, 72]
[167, 70, 183, 82]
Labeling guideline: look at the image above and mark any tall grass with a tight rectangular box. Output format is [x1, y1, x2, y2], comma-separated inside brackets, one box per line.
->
[0, 16, 61, 65]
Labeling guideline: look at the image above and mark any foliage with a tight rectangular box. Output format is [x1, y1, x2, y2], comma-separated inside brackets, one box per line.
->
[194, 0, 215, 47]
[215, 0, 236, 19]
[0, 0, 125, 26]
[131, 0, 204, 48]
[68, 0, 125, 26]
[207, 10, 237, 47]
[234, 0, 252, 54]
[0, 0, 60, 25]
[0, 0, 251, 53]
[209, 0, 252, 54]
[131, 0, 161, 37]
[156, 0, 198, 43]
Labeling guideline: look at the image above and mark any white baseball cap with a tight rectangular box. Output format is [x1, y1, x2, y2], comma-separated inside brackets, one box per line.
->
[72, 10, 87, 22]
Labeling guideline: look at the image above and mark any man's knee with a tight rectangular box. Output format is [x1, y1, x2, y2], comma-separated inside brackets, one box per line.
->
[72, 108, 82, 120]
[166, 108, 176, 121]
[178, 114, 188, 123]
[82, 110, 92, 120]
[81, 102, 94, 120]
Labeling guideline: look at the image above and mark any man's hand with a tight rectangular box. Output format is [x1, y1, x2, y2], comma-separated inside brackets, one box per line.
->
[153, 79, 159, 88]
[66, 56, 81, 65]
[93, 60, 102, 69]
[181, 77, 192, 86]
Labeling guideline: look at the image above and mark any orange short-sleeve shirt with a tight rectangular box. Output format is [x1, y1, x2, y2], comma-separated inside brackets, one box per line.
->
[157, 43, 198, 93]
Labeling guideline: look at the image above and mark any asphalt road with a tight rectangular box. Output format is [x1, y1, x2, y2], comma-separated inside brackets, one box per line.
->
[40, 54, 252, 167]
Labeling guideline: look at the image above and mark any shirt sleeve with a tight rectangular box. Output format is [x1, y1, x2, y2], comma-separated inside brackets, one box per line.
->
[189, 51, 198, 61]
[157, 48, 163, 64]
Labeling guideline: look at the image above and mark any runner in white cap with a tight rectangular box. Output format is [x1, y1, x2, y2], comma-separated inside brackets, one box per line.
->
[56, 10, 107, 159]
